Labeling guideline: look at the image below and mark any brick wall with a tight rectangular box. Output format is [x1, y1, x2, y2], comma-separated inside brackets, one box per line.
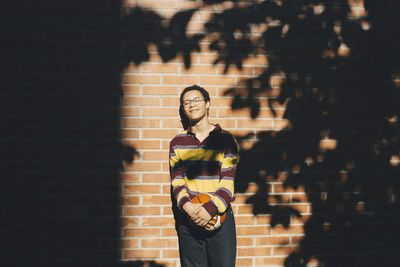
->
[2, 0, 399, 266]
[120, 1, 311, 266]
[119, 1, 400, 267]
[120, 66, 302, 265]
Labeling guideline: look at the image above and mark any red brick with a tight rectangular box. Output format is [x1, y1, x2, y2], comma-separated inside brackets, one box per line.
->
[121, 173, 141, 183]
[124, 207, 161, 216]
[163, 207, 173, 216]
[121, 107, 140, 116]
[124, 161, 161, 171]
[233, 194, 250, 205]
[217, 65, 253, 75]
[122, 85, 140, 94]
[142, 216, 175, 227]
[141, 238, 178, 248]
[198, 10, 213, 20]
[121, 238, 139, 248]
[256, 236, 290, 246]
[199, 75, 236, 86]
[272, 245, 298, 256]
[121, 218, 140, 227]
[237, 226, 270, 235]
[142, 173, 170, 183]
[210, 118, 236, 128]
[243, 55, 268, 66]
[255, 215, 271, 225]
[123, 118, 160, 128]
[163, 249, 180, 258]
[124, 96, 160, 106]
[291, 214, 311, 225]
[124, 184, 161, 194]
[180, 64, 217, 75]
[124, 228, 161, 238]
[271, 225, 304, 235]
[161, 162, 170, 172]
[273, 119, 291, 130]
[121, 129, 139, 138]
[289, 204, 310, 214]
[123, 63, 141, 73]
[211, 97, 234, 107]
[219, 107, 251, 118]
[142, 195, 172, 205]
[143, 86, 179, 95]
[198, 54, 219, 64]
[142, 150, 169, 161]
[235, 215, 256, 225]
[162, 140, 171, 150]
[142, 129, 178, 139]
[163, 75, 199, 85]
[122, 196, 140, 205]
[208, 107, 217, 117]
[142, 0, 178, 8]
[123, 249, 160, 259]
[179, 0, 203, 10]
[161, 96, 180, 106]
[124, 74, 161, 85]
[142, 107, 178, 117]
[238, 247, 271, 256]
[237, 205, 254, 215]
[237, 236, 253, 246]
[162, 118, 184, 128]
[186, 21, 206, 31]
[142, 63, 179, 74]
[162, 184, 171, 194]
[255, 257, 286, 266]
[124, 140, 160, 150]
[161, 227, 177, 237]
[236, 258, 253, 266]
[145, 51, 162, 62]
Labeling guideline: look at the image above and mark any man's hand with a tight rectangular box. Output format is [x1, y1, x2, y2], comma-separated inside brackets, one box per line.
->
[193, 206, 212, 227]
[182, 202, 202, 220]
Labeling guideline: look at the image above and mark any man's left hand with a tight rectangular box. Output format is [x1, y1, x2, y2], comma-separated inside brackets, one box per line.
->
[193, 206, 212, 227]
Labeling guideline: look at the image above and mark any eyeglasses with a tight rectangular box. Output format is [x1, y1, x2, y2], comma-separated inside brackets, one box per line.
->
[182, 97, 205, 106]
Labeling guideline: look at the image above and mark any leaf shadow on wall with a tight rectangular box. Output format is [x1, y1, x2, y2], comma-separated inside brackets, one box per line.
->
[123, 0, 399, 266]
[202, 1, 400, 266]
[119, 1, 400, 266]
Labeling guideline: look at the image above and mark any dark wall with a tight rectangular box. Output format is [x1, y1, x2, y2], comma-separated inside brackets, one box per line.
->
[1, 1, 126, 265]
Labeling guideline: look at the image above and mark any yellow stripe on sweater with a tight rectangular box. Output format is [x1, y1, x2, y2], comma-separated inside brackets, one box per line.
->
[176, 148, 224, 162]
[186, 178, 233, 193]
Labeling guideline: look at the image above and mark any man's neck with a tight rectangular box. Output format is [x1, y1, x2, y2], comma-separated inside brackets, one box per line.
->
[190, 117, 213, 136]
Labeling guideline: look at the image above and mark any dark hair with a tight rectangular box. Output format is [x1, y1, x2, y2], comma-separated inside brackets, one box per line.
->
[179, 85, 210, 106]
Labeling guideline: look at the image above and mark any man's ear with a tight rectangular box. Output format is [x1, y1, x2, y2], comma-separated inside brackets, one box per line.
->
[206, 101, 210, 110]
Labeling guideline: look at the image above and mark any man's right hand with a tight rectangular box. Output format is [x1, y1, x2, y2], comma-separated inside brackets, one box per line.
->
[182, 202, 202, 220]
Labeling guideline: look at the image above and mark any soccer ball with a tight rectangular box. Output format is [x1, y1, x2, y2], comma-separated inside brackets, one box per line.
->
[191, 193, 226, 231]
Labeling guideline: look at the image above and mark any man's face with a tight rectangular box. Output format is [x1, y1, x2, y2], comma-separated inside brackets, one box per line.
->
[182, 90, 210, 122]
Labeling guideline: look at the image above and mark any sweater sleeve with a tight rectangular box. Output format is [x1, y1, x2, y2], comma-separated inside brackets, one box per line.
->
[169, 140, 190, 210]
[203, 132, 238, 216]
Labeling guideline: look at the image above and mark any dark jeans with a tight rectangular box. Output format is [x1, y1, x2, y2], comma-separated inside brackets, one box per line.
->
[175, 205, 236, 267]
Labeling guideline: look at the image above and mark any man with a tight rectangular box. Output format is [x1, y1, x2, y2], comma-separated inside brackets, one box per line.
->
[169, 85, 238, 266]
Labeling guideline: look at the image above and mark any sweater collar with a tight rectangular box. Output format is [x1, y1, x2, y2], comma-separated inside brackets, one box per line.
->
[187, 123, 221, 135]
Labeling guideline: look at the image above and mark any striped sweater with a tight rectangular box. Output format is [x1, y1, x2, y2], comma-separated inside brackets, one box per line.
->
[169, 124, 238, 217]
